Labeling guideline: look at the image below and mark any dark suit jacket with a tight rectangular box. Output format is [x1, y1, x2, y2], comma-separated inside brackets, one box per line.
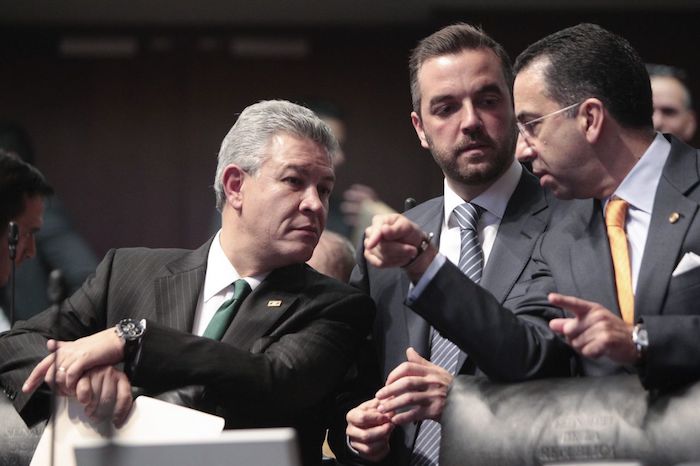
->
[332, 169, 574, 466]
[530, 134, 700, 390]
[0, 239, 375, 466]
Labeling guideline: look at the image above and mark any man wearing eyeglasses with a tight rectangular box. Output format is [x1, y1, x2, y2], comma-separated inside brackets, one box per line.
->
[333, 23, 574, 466]
[513, 23, 700, 390]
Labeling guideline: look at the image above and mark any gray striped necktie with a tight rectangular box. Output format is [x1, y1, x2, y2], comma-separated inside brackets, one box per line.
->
[410, 202, 484, 466]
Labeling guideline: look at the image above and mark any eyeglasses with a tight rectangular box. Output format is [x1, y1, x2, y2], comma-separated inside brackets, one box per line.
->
[517, 101, 583, 139]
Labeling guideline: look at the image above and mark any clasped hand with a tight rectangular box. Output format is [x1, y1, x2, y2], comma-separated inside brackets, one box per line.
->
[364, 214, 436, 277]
[22, 329, 132, 426]
[346, 348, 452, 461]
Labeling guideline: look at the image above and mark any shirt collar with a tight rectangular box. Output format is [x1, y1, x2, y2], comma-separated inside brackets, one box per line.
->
[444, 159, 522, 224]
[203, 231, 265, 302]
[612, 133, 670, 214]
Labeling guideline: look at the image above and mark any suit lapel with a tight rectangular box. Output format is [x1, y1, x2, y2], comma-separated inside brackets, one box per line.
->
[482, 170, 548, 302]
[568, 200, 621, 315]
[223, 264, 302, 351]
[636, 137, 700, 318]
[154, 240, 210, 332]
[405, 200, 445, 358]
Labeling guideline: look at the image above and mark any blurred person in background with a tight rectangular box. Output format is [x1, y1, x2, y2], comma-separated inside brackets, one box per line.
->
[646, 64, 696, 142]
[304, 100, 395, 246]
[0, 150, 53, 331]
[0, 122, 98, 321]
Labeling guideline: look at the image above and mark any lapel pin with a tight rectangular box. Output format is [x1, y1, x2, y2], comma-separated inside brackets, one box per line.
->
[669, 212, 681, 224]
[267, 300, 282, 307]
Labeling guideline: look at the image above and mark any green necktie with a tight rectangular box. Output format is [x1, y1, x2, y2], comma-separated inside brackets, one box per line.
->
[203, 279, 252, 340]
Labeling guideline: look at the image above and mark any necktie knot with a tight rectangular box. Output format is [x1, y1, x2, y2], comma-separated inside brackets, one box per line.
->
[605, 199, 629, 229]
[203, 279, 252, 340]
[453, 202, 483, 232]
[231, 278, 252, 302]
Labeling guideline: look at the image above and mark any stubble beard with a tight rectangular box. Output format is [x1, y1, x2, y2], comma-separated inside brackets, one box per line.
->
[427, 128, 515, 187]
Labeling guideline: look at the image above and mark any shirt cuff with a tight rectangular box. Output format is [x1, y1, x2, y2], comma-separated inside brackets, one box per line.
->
[407, 253, 446, 305]
[346, 434, 361, 455]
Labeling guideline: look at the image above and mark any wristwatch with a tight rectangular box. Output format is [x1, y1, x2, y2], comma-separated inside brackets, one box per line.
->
[632, 323, 648, 362]
[402, 232, 435, 268]
[115, 318, 146, 375]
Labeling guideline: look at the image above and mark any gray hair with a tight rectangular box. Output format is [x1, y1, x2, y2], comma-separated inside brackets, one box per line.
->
[214, 99, 339, 211]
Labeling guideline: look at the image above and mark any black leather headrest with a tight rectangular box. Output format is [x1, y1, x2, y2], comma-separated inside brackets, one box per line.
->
[441, 375, 700, 466]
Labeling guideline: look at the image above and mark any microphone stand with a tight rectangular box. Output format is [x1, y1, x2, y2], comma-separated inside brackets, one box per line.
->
[7, 221, 19, 327]
[47, 270, 65, 466]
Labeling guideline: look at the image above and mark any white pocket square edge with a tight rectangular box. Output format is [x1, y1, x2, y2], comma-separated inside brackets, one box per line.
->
[672, 251, 700, 277]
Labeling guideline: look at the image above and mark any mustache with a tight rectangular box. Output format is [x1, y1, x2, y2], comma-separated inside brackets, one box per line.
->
[454, 130, 494, 152]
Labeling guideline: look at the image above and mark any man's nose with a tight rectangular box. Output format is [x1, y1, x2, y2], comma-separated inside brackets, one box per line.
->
[516, 142, 537, 164]
[300, 187, 325, 215]
[460, 103, 482, 134]
[18, 236, 36, 264]
[652, 110, 664, 131]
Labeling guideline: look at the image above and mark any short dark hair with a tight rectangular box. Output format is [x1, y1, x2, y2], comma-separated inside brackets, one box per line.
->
[0, 149, 53, 233]
[409, 23, 513, 114]
[646, 63, 693, 108]
[514, 23, 653, 129]
[0, 121, 35, 165]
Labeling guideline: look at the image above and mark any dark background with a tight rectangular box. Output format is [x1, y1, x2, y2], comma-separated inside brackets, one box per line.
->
[1, 2, 698, 255]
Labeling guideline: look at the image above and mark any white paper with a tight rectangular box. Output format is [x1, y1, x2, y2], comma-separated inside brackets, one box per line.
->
[30, 395, 224, 466]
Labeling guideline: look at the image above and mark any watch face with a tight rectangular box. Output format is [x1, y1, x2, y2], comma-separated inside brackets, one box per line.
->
[118, 319, 144, 340]
[638, 328, 649, 347]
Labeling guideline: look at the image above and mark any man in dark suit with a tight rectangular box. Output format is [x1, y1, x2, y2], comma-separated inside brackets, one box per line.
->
[512, 23, 700, 390]
[0, 100, 374, 466]
[335, 24, 573, 466]
[0, 122, 99, 321]
[0, 150, 53, 319]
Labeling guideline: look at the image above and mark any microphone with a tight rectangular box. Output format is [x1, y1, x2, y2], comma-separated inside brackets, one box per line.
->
[47, 270, 65, 466]
[8, 221, 19, 326]
[404, 197, 417, 212]
[47, 270, 65, 305]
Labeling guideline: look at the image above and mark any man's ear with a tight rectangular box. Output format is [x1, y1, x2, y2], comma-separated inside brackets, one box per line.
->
[222, 164, 246, 210]
[580, 98, 605, 144]
[411, 111, 430, 149]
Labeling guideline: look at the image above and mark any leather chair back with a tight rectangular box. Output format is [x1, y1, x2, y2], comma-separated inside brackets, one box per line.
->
[0, 396, 43, 466]
[440, 375, 700, 466]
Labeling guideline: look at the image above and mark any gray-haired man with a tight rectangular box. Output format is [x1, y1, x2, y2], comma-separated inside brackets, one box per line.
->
[1, 100, 374, 466]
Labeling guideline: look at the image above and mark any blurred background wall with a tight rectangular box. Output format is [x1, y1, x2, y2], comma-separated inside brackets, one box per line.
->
[1, 0, 698, 256]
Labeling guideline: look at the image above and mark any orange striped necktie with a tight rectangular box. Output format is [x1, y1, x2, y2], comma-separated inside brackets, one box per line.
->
[605, 198, 635, 324]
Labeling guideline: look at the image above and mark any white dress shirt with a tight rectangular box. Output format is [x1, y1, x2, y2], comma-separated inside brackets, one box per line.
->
[191, 231, 266, 336]
[0, 306, 9, 333]
[409, 160, 522, 300]
[605, 133, 670, 292]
